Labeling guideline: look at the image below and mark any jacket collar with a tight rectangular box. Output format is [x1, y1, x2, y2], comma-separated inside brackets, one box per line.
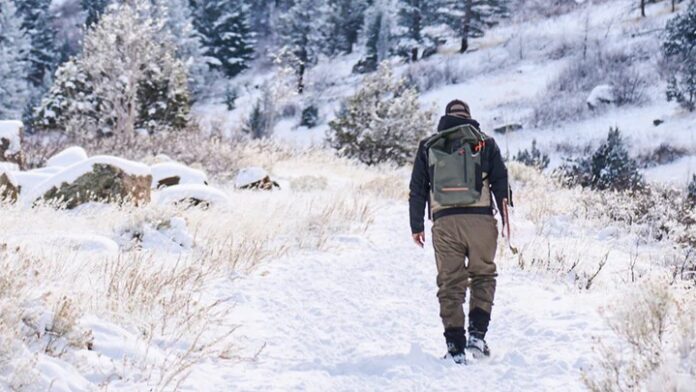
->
[437, 115, 480, 132]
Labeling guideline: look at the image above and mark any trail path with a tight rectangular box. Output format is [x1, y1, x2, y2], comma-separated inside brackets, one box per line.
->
[194, 205, 610, 391]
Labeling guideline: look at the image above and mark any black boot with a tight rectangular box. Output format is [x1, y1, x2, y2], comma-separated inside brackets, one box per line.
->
[443, 327, 467, 364]
[467, 308, 491, 358]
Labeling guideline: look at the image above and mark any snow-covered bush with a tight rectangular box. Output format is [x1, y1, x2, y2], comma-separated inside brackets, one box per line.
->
[243, 95, 274, 140]
[637, 143, 688, 168]
[533, 49, 649, 126]
[300, 104, 319, 128]
[558, 127, 643, 192]
[34, 0, 190, 137]
[513, 139, 549, 170]
[328, 64, 434, 166]
[583, 278, 696, 392]
[662, 1, 696, 112]
[402, 57, 470, 93]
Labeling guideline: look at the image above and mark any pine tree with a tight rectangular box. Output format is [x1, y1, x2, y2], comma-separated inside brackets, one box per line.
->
[353, 10, 383, 73]
[191, 0, 255, 79]
[514, 139, 550, 170]
[395, 0, 424, 61]
[34, 0, 189, 136]
[328, 64, 433, 165]
[0, 0, 31, 120]
[81, 0, 110, 28]
[590, 127, 643, 191]
[325, 0, 369, 55]
[277, 0, 325, 93]
[663, 1, 696, 111]
[154, 0, 209, 100]
[14, 0, 57, 88]
[434, 0, 509, 53]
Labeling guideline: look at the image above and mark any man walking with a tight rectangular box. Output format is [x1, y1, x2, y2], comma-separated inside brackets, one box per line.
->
[409, 100, 510, 364]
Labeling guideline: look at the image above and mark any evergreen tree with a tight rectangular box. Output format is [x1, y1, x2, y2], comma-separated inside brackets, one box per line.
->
[14, 0, 57, 88]
[154, 0, 210, 99]
[35, 0, 189, 136]
[395, 0, 424, 61]
[514, 139, 550, 170]
[325, 0, 369, 55]
[191, 0, 254, 79]
[434, 0, 509, 53]
[81, 0, 110, 28]
[558, 128, 643, 191]
[328, 64, 433, 165]
[277, 0, 325, 93]
[353, 10, 383, 73]
[663, 1, 696, 111]
[0, 0, 30, 120]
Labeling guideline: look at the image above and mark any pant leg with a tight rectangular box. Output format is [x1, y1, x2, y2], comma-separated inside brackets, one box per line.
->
[462, 215, 498, 318]
[432, 216, 469, 330]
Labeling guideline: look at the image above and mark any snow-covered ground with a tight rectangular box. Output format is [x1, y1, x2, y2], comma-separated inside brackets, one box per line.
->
[2, 0, 695, 390]
[204, 203, 612, 391]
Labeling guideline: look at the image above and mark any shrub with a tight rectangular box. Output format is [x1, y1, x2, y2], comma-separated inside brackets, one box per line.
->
[300, 105, 319, 128]
[688, 175, 696, 206]
[637, 143, 688, 168]
[558, 127, 643, 191]
[224, 86, 238, 111]
[513, 139, 550, 170]
[662, 1, 696, 111]
[533, 49, 649, 126]
[243, 86, 277, 140]
[583, 278, 696, 392]
[327, 63, 434, 166]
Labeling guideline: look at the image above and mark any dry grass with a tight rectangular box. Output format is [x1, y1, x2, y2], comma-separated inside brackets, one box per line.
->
[0, 142, 380, 389]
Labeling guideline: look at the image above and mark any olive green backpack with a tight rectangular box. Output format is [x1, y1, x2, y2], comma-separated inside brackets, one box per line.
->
[425, 124, 487, 207]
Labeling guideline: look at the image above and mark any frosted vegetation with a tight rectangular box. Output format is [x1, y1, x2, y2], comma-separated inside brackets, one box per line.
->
[0, 0, 695, 389]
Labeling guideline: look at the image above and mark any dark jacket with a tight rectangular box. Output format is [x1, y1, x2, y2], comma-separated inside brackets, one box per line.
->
[409, 115, 510, 234]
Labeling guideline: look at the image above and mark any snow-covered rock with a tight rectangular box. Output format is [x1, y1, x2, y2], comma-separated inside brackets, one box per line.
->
[45, 146, 88, 168]
[155, 183, 230, 207]
[0, 120, 23, 166]
[151, 161, 208, 189]
[235, 167, 279, 190]
[0, 168, 19, 202]
[11, 170, 52, 196]
[24, 156, 152, 208]
[587, 84, 615, 109]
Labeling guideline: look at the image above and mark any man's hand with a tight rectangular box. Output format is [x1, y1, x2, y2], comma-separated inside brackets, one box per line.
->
[412, 232, 425, 248]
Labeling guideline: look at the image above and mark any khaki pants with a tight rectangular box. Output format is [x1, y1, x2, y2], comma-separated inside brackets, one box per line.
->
[432, 214, 498, 330]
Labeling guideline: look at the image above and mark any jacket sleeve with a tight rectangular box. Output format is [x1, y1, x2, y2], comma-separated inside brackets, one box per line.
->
[487, 138, 511, 225]
[409, 140, 430, 234]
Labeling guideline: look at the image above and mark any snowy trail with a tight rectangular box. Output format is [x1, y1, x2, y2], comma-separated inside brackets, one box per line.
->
[192, 204, 609, 391]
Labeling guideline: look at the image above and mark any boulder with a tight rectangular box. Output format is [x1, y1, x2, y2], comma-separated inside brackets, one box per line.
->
[151, 161, 208, 189]
[587, 84, 615, 110]
[46, 146, 88, 168]
[493, 123, 523, 134]
[235, 167, 280, 191]
[27, 156, 152, 208]
[155, 184, 230, 208]
[0, 121, 24, 168]
[0, 171, 19, 203]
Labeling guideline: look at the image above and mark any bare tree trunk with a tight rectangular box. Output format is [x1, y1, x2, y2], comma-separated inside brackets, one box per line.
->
[640, 0, 646, 17]
[412, 0, 422, 62]
[297, 62, 305, 94]
[672, 0, 676, 12]
[460, 0, 472, 53]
